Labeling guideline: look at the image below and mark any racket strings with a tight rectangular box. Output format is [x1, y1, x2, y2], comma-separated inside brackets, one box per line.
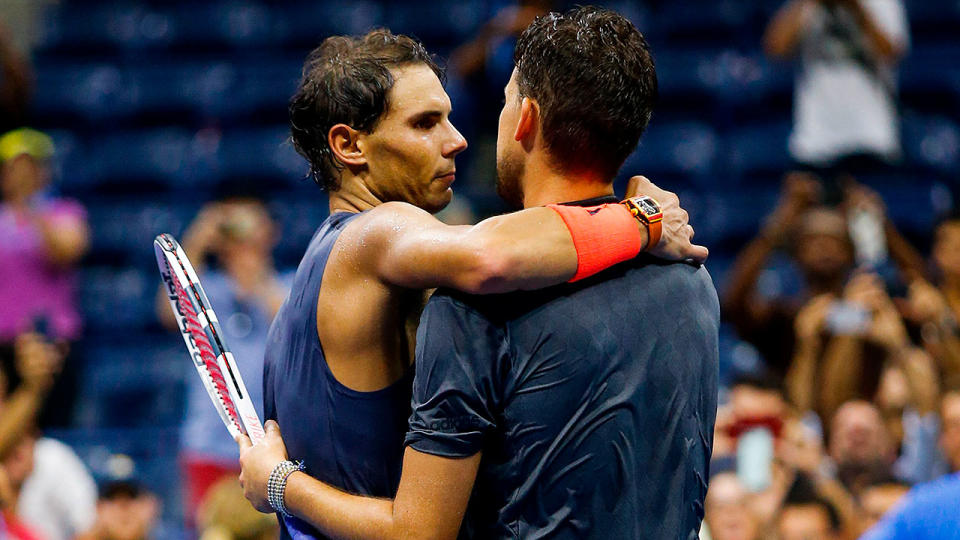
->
[172, 274, 242, 428]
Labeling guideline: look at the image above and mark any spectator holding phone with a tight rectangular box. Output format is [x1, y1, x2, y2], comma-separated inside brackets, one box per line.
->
[156, 194, 289, 524]
[764, 0, 909, 175]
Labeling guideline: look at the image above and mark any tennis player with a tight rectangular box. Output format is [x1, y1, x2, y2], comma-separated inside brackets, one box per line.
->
[246, 22, 707, 540]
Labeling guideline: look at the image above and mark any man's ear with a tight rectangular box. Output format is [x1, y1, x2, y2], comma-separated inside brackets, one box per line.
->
[514, 97, 539, 149]
[328, 124, 366, 168]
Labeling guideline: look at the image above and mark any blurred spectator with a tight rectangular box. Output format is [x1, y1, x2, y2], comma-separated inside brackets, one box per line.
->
[902, 215, 960, 388]
[828, 401, 896, 494]
[725, 175, 924, 391]
[702, 472, 762, 540]
[0, 23, 31, 133]
[0, 333, 62, 457]
[75, 481, 160, 540]
[0, 438, 42, 540]
[0, 127, 89, 427]
[859, 472, 960, 539]
[775, 479, 843, 540]
[0, 128, 89, 341]
[857, 478, 910, 534]
[197, 476, 277, 540]
[764, 0, 909, 173]
[156, 195, 289, 522]
[16, 433, 97, 540]
[939, 389, 960, 473]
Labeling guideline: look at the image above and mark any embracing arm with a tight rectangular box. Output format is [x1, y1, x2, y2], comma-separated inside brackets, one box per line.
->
[286, 448, 480, 540]
[364, 177, 703, 294]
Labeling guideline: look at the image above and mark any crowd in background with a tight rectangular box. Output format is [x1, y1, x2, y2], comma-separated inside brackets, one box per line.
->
[0, 0, 958, 539]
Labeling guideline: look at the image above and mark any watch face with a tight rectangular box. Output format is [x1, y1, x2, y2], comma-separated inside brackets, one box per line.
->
[638, 198, 659, 215]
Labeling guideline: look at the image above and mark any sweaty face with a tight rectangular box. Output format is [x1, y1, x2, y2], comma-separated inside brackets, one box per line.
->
[495, 70, 525, 209]
[361, 64, 467, 214]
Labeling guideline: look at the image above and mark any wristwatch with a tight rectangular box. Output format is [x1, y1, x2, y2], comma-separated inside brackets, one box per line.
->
[621, 196, 663, 251]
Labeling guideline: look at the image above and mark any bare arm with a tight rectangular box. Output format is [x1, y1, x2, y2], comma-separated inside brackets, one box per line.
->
[764, 0, 815, 59]
[786, 294, 835, 411]
[362, 177, 704, 295]
[843, 0, 906, 61]
[34, 211, 89, 267]
[238, 422, 480, 540]
[0, 335, 62, 457]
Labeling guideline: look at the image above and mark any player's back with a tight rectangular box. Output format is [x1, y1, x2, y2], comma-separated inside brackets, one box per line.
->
[410, 258, 720, 539]
[263, 210, 414, 539]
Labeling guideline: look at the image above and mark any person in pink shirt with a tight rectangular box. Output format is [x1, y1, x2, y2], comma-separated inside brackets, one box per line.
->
[0, 128, 89, 343]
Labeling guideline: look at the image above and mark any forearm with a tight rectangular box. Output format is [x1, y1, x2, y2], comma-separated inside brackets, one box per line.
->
[786, 338, 821, 412]
[884, 220, 927, 284]
[818, 336, 865, 421]
[285, 471, 399, 540]
[764, 0, 813, 58]
[36, 217, 88, 266]
[848, 0, 903, 60]
[722, 235, 776, 324]
[0, 387, 46, 457]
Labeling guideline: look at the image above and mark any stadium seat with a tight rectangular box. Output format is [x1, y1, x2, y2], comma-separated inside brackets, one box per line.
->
[77, 266, 160, 333]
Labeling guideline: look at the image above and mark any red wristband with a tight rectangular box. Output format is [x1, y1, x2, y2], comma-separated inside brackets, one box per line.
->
[547, 203, 643, 282]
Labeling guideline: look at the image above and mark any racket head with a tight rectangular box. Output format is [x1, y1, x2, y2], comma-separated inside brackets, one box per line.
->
[154, 233, 265, 444]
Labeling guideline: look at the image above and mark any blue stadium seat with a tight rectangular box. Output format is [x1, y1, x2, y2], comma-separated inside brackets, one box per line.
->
[277, 0, 386, 46]
[268, 194, 330, 267]
[77, 266, 159, 333]
[726, 122, 793, 180]
[86, 197, 198, 262]
[902, 114, 960, 174]
[624, 121, 720, 183]
[74, 337, 186, 428]
[385, 0, 486, 48]
[218, 127, 306, 187]
[88, 129, 221, 191]
[33, 63, 140, 123]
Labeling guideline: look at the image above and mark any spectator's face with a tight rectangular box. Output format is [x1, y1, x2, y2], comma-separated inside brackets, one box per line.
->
[729, 384, 787, 421]
[777, 505, 836, 540]
[213, 200, 277, 267]
[96, 493, 159, 540]
[796, 233, 852, 283]
[495, 70, 526, 209]
[1, 154, 50, 202]
[933, 221, 960, 280]
[829, 401, 893, 466]
[360, 64, 466, 214]
[859, 483, 908, 532]
[940, 392, 960, 472]
[705, 473, 760, 540]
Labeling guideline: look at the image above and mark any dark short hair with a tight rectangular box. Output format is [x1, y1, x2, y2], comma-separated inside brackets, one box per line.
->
[513, 6, 657, 179]
[289, 29, 443, 191]
[782, 474, 843, 531]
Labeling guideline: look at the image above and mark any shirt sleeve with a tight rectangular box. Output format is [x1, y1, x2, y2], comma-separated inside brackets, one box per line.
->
[405, 292, 506, 458]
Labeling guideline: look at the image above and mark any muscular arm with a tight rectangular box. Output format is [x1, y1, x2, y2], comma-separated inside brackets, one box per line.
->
[285, 448, 481, 540]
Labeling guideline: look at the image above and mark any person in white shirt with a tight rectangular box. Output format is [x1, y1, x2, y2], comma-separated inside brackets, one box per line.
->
[764, 0, 909, 170]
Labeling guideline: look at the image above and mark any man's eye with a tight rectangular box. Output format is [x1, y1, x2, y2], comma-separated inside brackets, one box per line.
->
[415, 119, 437, 130]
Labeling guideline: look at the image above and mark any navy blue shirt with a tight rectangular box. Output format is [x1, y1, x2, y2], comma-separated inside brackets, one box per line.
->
[406, 201, 720, 538]
[263, 211, 412, 540]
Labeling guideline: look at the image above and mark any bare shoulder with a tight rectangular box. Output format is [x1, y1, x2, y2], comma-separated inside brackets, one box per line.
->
[330, 202, 433, 272]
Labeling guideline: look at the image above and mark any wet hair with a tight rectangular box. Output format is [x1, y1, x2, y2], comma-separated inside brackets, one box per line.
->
[289, 29, 443, 191]
[513, 6, 657, 179]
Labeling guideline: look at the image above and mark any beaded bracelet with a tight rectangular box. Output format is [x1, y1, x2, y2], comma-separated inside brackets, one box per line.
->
[267, 459, 304, 517]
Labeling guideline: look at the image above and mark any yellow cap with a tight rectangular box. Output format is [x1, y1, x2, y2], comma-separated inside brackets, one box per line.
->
[0, 128, 55, 162]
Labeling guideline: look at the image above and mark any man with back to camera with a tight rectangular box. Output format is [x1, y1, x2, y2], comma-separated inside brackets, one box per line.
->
[239, 7, 720, 539]
[248, 20, 706, 540]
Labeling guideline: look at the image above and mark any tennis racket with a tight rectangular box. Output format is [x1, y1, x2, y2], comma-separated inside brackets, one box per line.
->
[154, 233, 265, 444]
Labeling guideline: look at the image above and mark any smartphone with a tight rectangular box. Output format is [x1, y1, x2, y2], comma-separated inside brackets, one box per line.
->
[825, 301, 871, 335]
[737, 427, 774, 492]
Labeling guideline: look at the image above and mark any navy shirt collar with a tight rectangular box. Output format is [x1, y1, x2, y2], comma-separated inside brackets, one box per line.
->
[556, 194, 619, 207]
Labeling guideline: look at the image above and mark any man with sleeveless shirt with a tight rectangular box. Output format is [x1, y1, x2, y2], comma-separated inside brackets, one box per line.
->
[250, 26, 706, 540]
[240, 9, 719, 539]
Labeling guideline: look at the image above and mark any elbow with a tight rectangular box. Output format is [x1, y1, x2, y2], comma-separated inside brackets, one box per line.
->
[461, 243, 514, 295]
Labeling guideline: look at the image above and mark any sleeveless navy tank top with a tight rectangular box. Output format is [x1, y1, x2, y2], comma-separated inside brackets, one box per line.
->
[263, 211, 413, 539]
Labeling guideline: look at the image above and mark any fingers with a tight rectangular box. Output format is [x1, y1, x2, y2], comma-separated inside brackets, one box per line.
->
[265, 419, 279, 434]
[236, 433, 252, 451]
[686, 244, 709, 264]
[626, 175, 652, 197]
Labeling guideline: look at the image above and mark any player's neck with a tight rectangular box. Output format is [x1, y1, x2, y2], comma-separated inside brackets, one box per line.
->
[520, 160, 613, 208]
[328, 174, 384, 214]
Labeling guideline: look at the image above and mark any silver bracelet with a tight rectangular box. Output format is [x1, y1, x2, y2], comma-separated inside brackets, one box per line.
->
[267, 459, 304, 517]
